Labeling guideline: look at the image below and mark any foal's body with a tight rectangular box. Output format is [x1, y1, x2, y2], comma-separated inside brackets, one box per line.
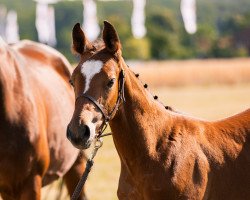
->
[111, 68, 250, 200]
[68, 21, 250, 200]
[0, 40, 86, 199]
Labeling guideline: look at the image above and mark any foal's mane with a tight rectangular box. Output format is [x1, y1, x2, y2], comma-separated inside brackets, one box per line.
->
[129, 67, 178, 114]
[92, 39, 105, 50]
[72, 39, 105, 55]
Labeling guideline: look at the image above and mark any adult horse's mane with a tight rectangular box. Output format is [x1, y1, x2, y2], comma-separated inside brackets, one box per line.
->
[12, 40, 72, 82]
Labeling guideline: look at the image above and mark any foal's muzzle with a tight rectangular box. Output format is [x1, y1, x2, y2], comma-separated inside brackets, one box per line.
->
[67, 124, 92, 149]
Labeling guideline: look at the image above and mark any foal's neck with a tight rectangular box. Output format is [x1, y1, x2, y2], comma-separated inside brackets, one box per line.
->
[110, 63, 173, 164]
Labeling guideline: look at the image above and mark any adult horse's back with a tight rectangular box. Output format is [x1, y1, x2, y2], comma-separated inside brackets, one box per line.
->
[0, 39, 86, 200]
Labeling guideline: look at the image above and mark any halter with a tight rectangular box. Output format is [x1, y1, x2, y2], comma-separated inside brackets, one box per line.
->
[71, 64, 176, 200]
[75, 69, 126, 137]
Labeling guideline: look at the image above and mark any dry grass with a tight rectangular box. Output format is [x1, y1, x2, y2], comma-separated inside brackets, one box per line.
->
[128, 58, 250, 87]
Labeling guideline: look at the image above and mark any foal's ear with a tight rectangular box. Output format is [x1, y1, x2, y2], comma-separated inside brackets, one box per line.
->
[102, 21, 121, 54]
[72, 23, 94, 55]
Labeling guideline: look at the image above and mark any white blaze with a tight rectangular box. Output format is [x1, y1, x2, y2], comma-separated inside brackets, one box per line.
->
[83, 0, 100, 41]
[180, 0, 197, 34]
[131, 0, 146, 39]
[81, 60, 103, 93]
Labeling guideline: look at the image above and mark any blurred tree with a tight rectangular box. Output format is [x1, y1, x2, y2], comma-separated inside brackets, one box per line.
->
[230, 13, 250, 55]
[212, 13, 250, 57]
[2, 0, 37, 40]
[123, 37, 150, 60]
[146, 7, 186, 59]
[54, 1, 83, 62]
[1, 0, 250, 60]
[193, 24, 217, 58]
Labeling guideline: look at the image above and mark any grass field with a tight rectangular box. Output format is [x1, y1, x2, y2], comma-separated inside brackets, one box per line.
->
[128, 58, 250, 87]
[40, 58, 250, 199]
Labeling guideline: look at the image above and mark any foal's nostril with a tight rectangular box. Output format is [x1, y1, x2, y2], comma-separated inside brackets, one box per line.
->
[80, 125, 90, 138]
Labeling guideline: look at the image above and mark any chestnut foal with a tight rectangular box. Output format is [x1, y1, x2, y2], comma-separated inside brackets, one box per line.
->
[67, 21, 250, 200]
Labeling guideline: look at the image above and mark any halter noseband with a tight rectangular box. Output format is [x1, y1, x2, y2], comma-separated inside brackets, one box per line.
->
[75, 69, 125, 137]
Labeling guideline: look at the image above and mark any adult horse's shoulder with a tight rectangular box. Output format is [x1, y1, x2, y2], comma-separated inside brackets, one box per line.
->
[12, 40, 72, 81]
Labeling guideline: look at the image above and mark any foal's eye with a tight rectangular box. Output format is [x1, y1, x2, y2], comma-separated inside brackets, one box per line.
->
[107, 78, 115, 88]
[69, 79, 74, 87]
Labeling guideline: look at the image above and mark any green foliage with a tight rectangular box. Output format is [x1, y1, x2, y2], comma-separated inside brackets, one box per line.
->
[211, 12, 250, 58]
[1, 0, 250, 60]
[123, 37, 150, 60]
[54, 1, 83, 61]
[146, 7, 181, 59]
[193, 24, 217, 58]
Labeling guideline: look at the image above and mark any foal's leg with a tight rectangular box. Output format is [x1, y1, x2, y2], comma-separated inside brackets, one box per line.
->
[117, 163, 141, 200]
[63, 152, 88, 200]
[19, 174, 42, 200]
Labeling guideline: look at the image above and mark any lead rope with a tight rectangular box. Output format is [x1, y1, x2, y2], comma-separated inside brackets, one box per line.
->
[71, 137, 103, 200]
[70, 127, 113, 200]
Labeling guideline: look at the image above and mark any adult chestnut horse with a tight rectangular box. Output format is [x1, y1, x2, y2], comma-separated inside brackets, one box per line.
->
[0, 38, 87, 200]
[67, 21, 250, 200]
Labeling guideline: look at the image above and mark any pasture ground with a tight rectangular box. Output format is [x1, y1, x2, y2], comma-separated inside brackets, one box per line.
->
[20, 58, 250, 199]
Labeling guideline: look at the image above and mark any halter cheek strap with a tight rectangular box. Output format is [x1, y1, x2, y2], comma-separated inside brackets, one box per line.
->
[75, 69, 125, 136]
[80, 94, 110, 122]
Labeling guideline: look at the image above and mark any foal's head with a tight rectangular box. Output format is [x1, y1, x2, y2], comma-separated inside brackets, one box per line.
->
[67, 21, 124, 149]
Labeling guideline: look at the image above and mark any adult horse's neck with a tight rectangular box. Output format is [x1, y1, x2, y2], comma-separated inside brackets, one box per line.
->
[0, 42, 28, 122]
[109, 62, 173, 172]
